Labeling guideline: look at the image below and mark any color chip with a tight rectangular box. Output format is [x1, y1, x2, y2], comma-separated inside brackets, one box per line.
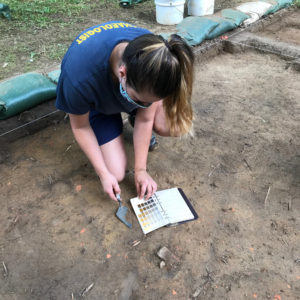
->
[133, 194, 167, 234]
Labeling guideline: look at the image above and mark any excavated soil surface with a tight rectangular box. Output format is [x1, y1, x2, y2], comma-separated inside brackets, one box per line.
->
[1, 49, 300, 299]
[1, 4, 300, 300]
[256, 10, 300, 45]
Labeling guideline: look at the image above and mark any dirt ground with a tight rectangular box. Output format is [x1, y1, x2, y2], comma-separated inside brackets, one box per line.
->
[255, 10, 300, 45]
[1, 3, 300, 300]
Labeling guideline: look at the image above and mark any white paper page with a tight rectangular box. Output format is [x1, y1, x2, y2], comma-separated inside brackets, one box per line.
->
[156, 188, 194, 224]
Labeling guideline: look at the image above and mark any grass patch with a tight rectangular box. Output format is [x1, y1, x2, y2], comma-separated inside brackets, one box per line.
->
[47, 43, 69, 61]
[4, 53, 17, 66]
[1, 0, 113, 28]
[0, 0, 154, 80]
[293, 0, 300, 6]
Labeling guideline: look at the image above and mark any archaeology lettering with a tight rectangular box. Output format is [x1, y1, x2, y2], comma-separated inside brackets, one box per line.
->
[76, 22, 136, 45]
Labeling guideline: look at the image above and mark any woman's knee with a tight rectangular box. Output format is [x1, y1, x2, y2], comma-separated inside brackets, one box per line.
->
[153, 102, 171, 137]
[153, 119, 181, 137]
[153, 122, 169, 137]
[114, 165, 126, 182]
[100, 134, 127, 182]
[108, 158, 127, 182]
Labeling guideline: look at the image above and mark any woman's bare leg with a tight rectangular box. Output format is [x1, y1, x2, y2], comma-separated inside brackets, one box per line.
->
[153, 101, 181, 137]
[100, 134, 127, 182]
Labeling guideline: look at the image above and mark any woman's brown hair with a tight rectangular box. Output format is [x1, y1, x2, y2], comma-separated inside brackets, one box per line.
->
[122, 33, 194, 136]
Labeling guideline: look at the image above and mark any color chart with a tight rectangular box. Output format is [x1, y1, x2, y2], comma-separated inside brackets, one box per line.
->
[131, 193, 169, 234]
[131, 188, 198, 234]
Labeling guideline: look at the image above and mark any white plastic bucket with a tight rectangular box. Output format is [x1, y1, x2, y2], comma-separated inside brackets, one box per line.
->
[155, 0, 185, 25]
[187, 0, 214, 16]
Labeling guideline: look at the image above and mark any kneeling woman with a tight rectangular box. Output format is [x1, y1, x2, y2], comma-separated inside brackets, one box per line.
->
[56, 21, 194, 202]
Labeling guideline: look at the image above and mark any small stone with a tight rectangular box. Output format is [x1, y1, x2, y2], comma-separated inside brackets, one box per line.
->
[157, 246, 180, 269]
[160, 261, 166, 269]
[88, 216, 95, 224]
[192, 286, 202, 298]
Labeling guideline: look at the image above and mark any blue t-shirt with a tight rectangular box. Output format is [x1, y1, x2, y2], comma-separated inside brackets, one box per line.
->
[56, 21, 151, 115]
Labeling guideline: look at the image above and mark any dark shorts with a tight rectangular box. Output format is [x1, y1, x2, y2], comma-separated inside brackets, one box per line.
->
[89, 110, 123, 146]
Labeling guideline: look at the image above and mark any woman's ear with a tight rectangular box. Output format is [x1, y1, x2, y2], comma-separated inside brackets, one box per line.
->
[118, 64, 127, 81]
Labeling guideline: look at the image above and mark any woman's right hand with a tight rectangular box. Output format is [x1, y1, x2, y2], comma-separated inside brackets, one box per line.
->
[99, 172, 121, 202]
[135, 169, 157, 201]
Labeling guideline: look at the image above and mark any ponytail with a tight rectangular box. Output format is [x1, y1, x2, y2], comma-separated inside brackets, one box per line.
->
[123, 34, 194, 136]
[163, 34, 194, 136]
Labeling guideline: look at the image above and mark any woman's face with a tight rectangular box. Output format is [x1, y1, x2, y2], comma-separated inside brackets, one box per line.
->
[120, 77, 162, 108]
[126, 85, 162, 106]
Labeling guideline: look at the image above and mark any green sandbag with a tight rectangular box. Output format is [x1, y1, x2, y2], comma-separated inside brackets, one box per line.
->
[159, 32, 174, 41]
[0, 72, 57, 120]
[221, 9, 249, 26]
[47, 69, 61, 84]
[204, 16, 237, 40]
[263, 0, 293, 15]
[176, 17, 219, 46]
[176, 15, 239, 46]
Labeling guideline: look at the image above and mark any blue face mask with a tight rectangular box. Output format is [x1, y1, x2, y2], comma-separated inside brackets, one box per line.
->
[119, 83, 151, 109]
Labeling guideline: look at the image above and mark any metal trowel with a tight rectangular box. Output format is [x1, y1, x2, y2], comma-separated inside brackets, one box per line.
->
[115, 194, 132, 228]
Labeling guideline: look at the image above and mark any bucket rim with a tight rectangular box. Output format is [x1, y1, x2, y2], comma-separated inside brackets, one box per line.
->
[155, 0, 185, 6]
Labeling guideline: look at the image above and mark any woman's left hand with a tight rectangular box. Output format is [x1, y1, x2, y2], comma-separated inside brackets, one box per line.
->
[135, 169, 157, 200]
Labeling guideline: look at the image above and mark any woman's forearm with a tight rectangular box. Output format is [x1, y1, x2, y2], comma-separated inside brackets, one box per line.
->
[133, 116, 158, 200]
[133, 120, 153, 172]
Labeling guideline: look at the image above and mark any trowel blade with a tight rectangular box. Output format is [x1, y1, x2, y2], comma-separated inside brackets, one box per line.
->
[116, 205, 132, 228]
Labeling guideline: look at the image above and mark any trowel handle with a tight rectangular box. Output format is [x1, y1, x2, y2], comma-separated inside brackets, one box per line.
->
[116, 193, 122, 205]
